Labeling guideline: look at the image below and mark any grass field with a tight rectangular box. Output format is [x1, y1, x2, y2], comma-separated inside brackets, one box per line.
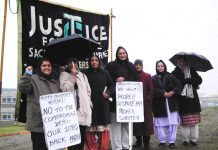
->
[0, 122, 28, 136]
[145, 107, 218, 150]
[0, 107, 218, 150]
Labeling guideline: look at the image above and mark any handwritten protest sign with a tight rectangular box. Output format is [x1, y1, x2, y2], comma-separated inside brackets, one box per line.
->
[39, 92, 80, 150]
[116, 82, 144, 122]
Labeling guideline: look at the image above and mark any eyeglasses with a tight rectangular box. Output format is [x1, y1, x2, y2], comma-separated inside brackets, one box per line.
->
[41, 64, 52, 67]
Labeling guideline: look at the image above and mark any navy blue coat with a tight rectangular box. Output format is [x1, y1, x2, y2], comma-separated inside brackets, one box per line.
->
[152, 72, 182, 117]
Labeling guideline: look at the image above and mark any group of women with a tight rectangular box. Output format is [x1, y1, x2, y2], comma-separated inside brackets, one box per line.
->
[18, 46, 202, 150]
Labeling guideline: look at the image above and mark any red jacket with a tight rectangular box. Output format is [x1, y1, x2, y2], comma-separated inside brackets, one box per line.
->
[133, 71, 154, 136]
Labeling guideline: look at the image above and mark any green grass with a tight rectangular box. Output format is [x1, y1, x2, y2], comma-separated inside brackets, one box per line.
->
[0, 122, 27, 135]
[134, 107, 218, 150]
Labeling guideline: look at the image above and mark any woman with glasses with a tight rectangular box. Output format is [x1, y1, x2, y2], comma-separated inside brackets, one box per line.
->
[18, 58, 61, 150]
[106, 46, 138, 150]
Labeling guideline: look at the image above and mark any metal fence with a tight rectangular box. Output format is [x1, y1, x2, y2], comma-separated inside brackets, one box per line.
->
[200, 97, 218, 109]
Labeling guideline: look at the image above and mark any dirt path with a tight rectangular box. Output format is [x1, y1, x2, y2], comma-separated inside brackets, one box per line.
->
[0, 107, 218, 150]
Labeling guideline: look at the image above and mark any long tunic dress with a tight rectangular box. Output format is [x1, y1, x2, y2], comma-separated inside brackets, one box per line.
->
[84, 68, 114, 150]
[172, 66, 202, 125]
[133, 70, 154, 136]
[152, 72, 182, 143]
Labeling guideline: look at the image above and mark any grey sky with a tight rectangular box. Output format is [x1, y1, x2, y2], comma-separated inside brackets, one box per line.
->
[1, 0, 217, 96]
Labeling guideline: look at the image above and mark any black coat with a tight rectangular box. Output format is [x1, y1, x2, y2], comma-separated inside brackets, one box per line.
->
[172, 67, 202, 114]
[152, 72, 182, 117]
[106, 60, 139, 112]
[85, 68, 114, 125]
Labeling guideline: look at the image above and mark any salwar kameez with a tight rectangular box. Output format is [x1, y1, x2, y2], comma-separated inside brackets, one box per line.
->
[84, 65, 114, 150]
[154, 98, 180, 143]
[180, 113, 200, 142]
[172, 65, 202, 144]
[85, 125, 110, 150]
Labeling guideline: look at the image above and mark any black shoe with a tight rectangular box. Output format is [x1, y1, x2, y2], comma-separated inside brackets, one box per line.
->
[133, 140, 142, 147]
[144, 144, 149, 150]
[190, 141, 197, 146]
[183, 141, 189, 147]
[169, 143, 176, 148]
[158, 143, 165, 148]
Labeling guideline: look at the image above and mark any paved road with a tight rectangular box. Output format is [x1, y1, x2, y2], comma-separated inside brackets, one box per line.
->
[0, 133, 66, 150]
[0, 133, 32, 150]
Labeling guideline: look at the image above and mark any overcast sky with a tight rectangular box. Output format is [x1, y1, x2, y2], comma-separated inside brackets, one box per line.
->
[1, 0, 218, 96]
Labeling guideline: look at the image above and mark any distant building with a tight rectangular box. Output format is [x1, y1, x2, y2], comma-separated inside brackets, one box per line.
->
[0, 88, 16, 121]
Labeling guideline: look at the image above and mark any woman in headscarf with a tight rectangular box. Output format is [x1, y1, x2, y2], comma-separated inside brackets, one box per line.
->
[171, 56, 202, 147]
[59, 57, 92, 150]
[106, 46, 138, 150]
[133, 59, 154, 150]
[84, 54, 114, 150]
[18, 58, 61, 150]
[152, 60, 181, 149]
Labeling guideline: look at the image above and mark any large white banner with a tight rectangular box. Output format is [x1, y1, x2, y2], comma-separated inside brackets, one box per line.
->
[39, 92, 80, 150]
[116, 82, 144, 122]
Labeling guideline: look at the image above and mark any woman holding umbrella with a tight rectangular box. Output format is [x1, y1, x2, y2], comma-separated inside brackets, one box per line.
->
[171, 56, 202, 147]
[152, 60, 181, 149]
[59, 57, 92, 150]
[84, 54, 114, 150]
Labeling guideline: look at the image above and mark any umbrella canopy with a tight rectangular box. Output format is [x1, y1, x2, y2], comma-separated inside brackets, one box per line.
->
[45, 33, 100, 65]
[169, 52, 213, 72]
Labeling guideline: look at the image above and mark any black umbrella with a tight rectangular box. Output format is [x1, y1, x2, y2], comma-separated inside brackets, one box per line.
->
[169, 52, 213, 72]
[45, 33, 100, 65]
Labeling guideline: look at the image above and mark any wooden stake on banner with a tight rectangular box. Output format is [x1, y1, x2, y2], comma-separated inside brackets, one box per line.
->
[129, 122, 133, 150]
[0, 0, 8, 115]
[110, 8, 115, 61]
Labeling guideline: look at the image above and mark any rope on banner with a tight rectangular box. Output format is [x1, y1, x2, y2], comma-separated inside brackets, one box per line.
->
[8, 0, 19, 14]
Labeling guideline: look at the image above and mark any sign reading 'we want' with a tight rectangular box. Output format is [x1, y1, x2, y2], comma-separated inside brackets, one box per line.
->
[116, 82, 144, 123]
